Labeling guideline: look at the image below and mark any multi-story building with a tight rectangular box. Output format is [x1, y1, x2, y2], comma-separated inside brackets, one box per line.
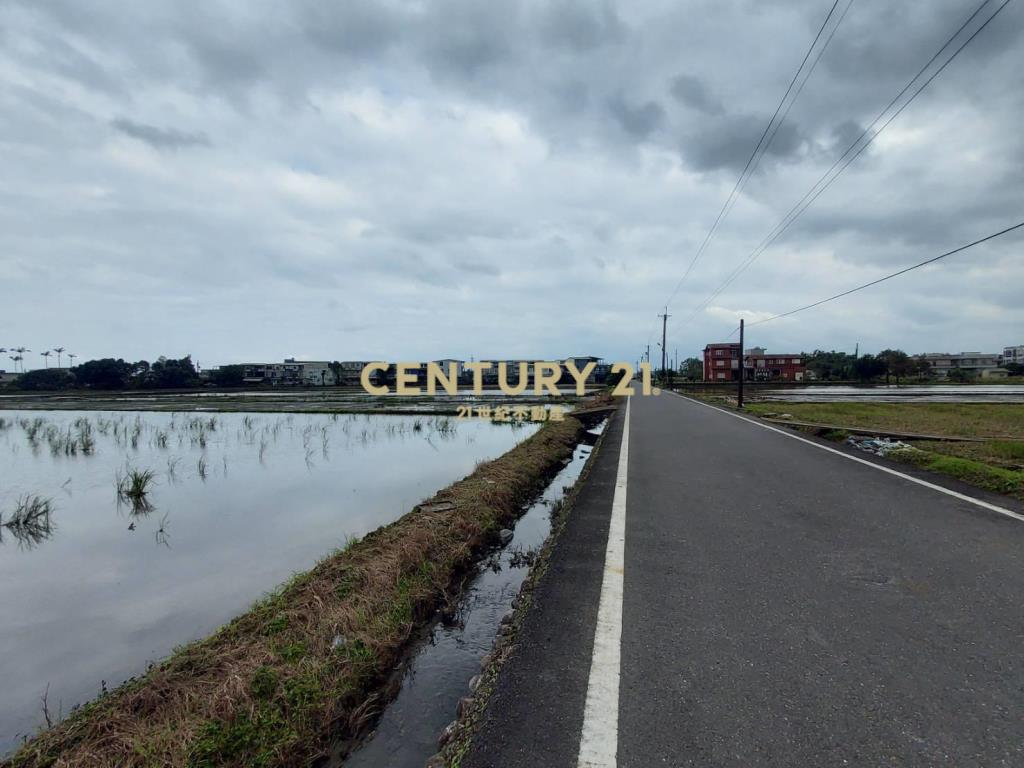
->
[241, 359, 336, 386]
[916, 352, 1001, 379]
[1003, 345, 1024, 366]
[336, 361, 369, 385]
[704, 343, 741, 381]
[744, 349, 806, 381]
[703, 344, 805, 382]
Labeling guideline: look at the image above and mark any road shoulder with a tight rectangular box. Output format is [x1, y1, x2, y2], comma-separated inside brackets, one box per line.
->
[457, 406, 625, 768]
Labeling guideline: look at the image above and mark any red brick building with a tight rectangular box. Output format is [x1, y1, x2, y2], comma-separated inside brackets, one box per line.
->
[704, 343, 741, 381]
[704, 344, 805, 382]
[744, 347, 806, 381]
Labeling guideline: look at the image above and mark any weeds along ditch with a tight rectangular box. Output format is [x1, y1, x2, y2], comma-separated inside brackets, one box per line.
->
[0, 409, 538, 758]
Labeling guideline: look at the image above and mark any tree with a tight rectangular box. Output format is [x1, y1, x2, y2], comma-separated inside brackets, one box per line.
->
[149, 356, 199, 388]
[40, 350, 52, 368]
[803, 350, 857, 381]
[1004, 362, 1024, 377]
[211, 365, 246, 387]
[852, 354, 886, 381]
[679, 357, 703, 381]
[329, 361, 343, 385]
[17, 368, 74, 391]
[877, 349, 913, 385]
[947, 367, 974, 383]
[73, 358, 133, 389]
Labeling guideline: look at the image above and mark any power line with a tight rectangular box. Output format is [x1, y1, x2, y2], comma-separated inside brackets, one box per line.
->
[686, 0, 1012, 323]
[729, 220, 1024, 332]
[664, 0, 849, 308]
[649, 0, 851, 353]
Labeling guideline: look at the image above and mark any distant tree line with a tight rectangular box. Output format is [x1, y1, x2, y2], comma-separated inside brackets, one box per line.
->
[803, 349, 934, 383]
[11, 356, 202, 391]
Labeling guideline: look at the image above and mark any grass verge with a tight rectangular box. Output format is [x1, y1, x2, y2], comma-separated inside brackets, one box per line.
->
[756, 402, 1024, 502]
[5, 414, 590, 768]
[888, 448, 1024, 501]
[744, 402, 1024, 439]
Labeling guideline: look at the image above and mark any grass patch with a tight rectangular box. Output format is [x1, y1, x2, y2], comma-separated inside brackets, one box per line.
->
[892, 448, 1024, 501]
[745, 402, 1024, 439]
[819, 428, 850, 442]
[5, 404, 595, 768]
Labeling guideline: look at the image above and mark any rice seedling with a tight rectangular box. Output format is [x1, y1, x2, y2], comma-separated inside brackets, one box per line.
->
[76, 421, 96, 454]
[155, 513, 170, 547]
[21, 417, 46, 445]
[197, 455, 208, 481]
[0, 495, 55, 548]
[116, 467, 156, 514]
[166, 456, 180, 482]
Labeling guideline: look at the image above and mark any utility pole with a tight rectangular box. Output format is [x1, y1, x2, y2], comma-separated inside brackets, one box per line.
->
[737, 318, 745, 410]
[658, 307, 670, 386]
[645, 344, 650, 365]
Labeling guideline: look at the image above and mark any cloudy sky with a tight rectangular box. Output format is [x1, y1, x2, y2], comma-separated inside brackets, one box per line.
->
[1, 0, 1021, 369]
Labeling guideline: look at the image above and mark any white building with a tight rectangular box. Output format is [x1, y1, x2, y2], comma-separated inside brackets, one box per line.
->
[336, 361, 369, 385]
[241, 359, 336, 386]
[917, 352, 1002, 379]
[1003, 345, 1024, 365]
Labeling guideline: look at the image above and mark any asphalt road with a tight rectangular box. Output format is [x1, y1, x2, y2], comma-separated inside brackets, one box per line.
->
[464, 392, 1024, 767]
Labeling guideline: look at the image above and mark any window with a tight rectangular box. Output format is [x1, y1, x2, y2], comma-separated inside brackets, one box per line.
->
[716, 372, 726, 380]
[716, 360, 725, 367]
[715, 350, 724, 356]
[792, 358, 801, 364]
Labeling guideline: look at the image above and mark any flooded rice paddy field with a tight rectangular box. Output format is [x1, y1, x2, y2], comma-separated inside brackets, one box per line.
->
[757, 385, 1024, 403]
[0, 410, 537, 754]
[0, 388, 593, 414]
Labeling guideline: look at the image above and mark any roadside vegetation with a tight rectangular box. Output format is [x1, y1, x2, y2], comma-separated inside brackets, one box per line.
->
[889, 446, 1024, 501]
[4, 412, 591, 768]
[746, 402, 1024, 501]
[745, 402, 1024, 439]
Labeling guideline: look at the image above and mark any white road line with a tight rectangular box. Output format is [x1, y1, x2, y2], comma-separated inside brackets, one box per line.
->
[672, 392, 1024, 524]
[577, 396, 630, 768]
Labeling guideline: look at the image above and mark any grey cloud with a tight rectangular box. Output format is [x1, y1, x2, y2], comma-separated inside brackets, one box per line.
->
[669, 74, 724, 115]
[608, 94, 665, 139]
[302, 1, 406, 57]
[452, 259, 501, 276]
[2, 0, 1021, 363]
[537, 1, 625, 52]
[680, 112, 805, 172]
[830, 119, 864, 155]
[111, 119, 210, 150]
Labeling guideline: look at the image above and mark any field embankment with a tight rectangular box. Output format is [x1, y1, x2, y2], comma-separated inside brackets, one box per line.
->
[746, 402, 1024, 501]
[4, 413, 592, 768]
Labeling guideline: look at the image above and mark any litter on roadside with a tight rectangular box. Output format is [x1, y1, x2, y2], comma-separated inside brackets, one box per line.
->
[846, 435, 916, 456]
